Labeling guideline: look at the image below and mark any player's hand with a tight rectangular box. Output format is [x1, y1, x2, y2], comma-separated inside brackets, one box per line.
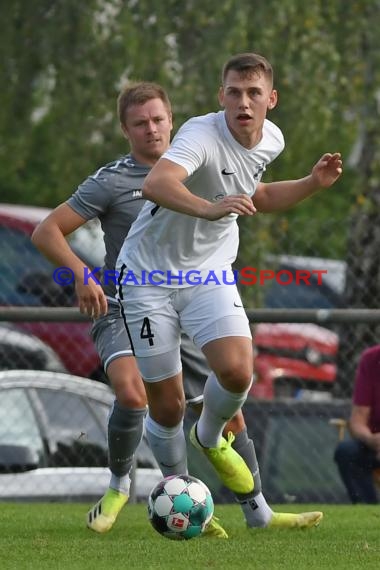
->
[203, 194, 256, 221]
[311, 152, 343, 188]
[75, 279, 108, 319]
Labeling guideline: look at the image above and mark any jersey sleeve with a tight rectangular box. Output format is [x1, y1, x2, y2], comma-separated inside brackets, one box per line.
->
[161, 118, 209, 176]
[266, 120, 285, 152]
[66, 176, 112, 220]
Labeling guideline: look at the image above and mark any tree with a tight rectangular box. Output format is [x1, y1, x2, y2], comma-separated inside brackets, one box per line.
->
[335, 0, 380, 396]
[0, 0, 370, 303]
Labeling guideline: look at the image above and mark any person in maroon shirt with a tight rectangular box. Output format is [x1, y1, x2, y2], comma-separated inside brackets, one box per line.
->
[334, 344, 380, 503]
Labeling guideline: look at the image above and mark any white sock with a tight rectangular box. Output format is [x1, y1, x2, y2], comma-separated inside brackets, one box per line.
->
[109, 473, 131, 496]
[239, 492, 274, 527]
[197, 372, 250, 448]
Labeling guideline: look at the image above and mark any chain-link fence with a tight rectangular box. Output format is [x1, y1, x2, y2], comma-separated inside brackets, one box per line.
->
[1, 206, 379, 504]
[1, 306, 379, 504]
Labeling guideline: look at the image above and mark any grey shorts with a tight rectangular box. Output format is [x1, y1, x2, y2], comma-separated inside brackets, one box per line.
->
[90, 302, 133, 372]
[91, 302, 207, 403]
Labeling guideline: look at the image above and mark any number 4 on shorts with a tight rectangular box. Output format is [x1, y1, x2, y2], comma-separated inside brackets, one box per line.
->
[140, 317, 154, 346]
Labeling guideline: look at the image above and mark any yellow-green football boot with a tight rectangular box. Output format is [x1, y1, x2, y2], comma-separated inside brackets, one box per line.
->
[203, 516, 228, 539]
[190, 424, 254, 494]
[86, 488, 128, 533]
[268, 511, 323, 529]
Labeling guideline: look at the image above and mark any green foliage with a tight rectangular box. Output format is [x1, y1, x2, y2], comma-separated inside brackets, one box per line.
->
[0, 0, 378, 264]
[1, 503, 380, 570]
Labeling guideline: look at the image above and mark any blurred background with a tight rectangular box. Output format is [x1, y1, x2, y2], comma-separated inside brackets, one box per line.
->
[1, 0, 380, 504]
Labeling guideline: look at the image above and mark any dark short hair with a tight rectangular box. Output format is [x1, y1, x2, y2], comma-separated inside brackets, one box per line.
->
[222, 53, 273, 86]
[117, 82, 171, 126]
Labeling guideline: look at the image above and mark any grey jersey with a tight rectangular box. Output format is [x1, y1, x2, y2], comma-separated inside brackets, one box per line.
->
[67, 155, 148, 297]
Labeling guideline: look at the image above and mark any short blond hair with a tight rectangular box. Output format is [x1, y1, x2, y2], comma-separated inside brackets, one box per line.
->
[117, 82, 172, 126]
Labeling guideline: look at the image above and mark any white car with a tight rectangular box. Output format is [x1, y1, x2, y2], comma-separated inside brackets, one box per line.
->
[0, 323, 66, 373]
[0, 370, 161, 501]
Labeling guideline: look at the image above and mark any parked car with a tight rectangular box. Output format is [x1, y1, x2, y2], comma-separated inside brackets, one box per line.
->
[0, 203, 105, 380]
[251, 323, 339, 399]
[0, 370, 161, 501]
[263, 254, 347, 309]
[250, 255, 344, 399]
[0, 323, 66, 373]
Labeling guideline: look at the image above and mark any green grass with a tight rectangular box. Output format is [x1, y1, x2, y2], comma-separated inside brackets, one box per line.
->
[0, 503, 379, 570]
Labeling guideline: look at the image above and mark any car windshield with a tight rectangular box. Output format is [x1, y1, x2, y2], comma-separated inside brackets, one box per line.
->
[0, 219, 106, 306]
[0, 227, 54, 305]
[0, 388, 43, 454]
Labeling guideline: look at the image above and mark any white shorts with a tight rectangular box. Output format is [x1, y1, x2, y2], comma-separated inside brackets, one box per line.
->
[118, 280, 251, 380]
[92, 301, 209, 401]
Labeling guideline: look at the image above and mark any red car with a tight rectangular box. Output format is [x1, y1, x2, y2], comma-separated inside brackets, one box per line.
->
[248, 254, 344, 399]
[251, 322, 339, 400]
[0, 203, 105, 380]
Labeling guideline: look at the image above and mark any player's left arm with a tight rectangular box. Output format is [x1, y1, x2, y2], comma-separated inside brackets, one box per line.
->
[252, 152, 343, 213]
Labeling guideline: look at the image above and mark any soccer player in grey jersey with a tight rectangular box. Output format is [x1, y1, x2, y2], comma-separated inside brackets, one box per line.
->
[116, 54, 343, 530]
[32, 82, 248, 538]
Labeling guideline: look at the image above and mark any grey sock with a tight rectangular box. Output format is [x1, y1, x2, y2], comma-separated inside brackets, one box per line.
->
[231, 429, 274, 526]
[231, 428, 262, 499]
[108, 401, 146, 477]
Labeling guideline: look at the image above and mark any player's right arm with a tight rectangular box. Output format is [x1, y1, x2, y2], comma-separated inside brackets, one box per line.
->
[31, 203, 107, 318]
[143, 158, 256, 220]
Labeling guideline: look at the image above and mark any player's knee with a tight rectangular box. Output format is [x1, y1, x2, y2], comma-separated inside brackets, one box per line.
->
[150, 395, 185, 427]
[218, 361, 253, 392]
[114, 383, 147, 408]
[152, 408, 184, 426]
[107, 360, 147, 409]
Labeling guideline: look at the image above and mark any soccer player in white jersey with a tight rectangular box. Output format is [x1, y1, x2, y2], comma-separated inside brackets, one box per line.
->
[33, 80, 311, 538]
[116, 53, 342, 529]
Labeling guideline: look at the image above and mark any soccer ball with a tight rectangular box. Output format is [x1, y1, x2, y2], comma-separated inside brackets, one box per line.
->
[148, 474, 214, 540]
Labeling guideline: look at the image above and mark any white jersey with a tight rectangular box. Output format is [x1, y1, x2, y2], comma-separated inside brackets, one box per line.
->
[117, 111, 284, 287]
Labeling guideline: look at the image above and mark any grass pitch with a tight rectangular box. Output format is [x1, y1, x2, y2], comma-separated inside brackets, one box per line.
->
[1, 503, 379, 570]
